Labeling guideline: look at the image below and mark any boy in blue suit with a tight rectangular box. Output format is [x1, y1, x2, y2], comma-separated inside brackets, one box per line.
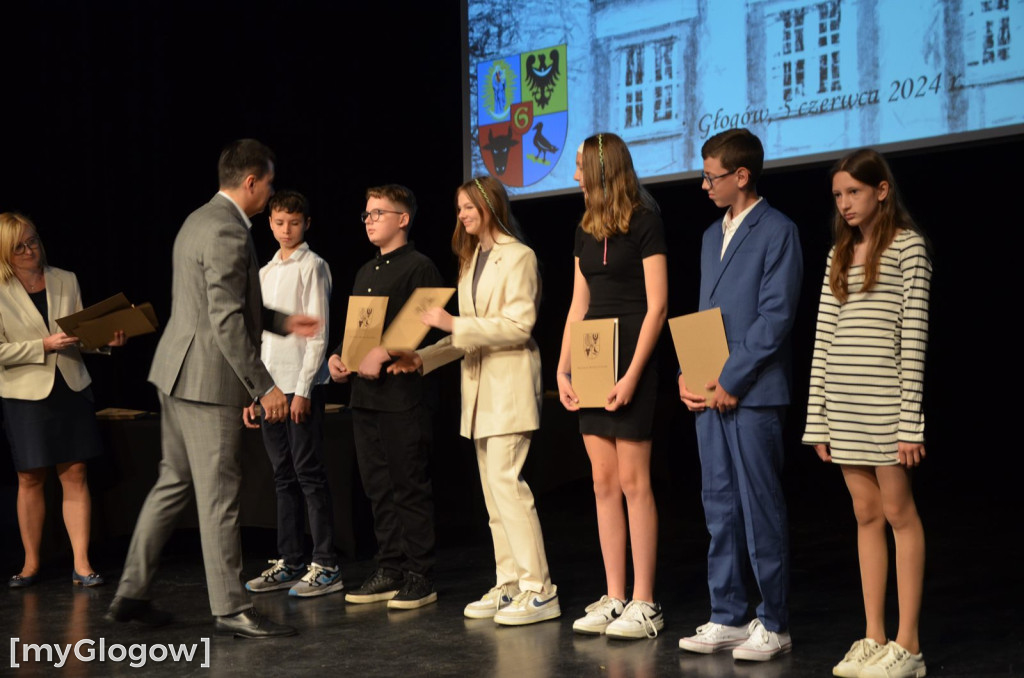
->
[677, 129, 803, 661]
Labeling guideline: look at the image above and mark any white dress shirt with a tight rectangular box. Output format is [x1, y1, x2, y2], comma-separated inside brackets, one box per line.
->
[721, 197, 763, 259]
[259, 243, 332, 398]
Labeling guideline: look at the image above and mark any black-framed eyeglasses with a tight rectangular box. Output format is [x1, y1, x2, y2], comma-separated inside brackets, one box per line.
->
[701, 170, 736, 187]
[13, 237, 41, 255]
[360, 209, 404, 223]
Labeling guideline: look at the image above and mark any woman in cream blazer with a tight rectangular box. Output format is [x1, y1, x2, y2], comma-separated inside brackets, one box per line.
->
[0, 212, 121, 588]
[389, 177, 559, 626]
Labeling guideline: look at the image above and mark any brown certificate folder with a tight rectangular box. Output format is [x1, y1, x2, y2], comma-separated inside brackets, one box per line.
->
[380, 287, 456, 351]
[667, 308, 730, 401]
[570, 318, 618, 408]
[56, 293, 159, 351]
[340, 296, 388, 369]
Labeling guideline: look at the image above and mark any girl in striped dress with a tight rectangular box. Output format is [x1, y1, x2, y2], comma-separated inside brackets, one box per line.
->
[803, 149, 930, 678]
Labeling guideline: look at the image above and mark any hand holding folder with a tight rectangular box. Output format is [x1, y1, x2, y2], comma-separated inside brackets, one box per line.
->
[339, 296, 388, 370]
[56, 293, 158, 350]
[667, 308, 730, 411]
[569, 318, 619, 408]
[380, 287, 456, 351]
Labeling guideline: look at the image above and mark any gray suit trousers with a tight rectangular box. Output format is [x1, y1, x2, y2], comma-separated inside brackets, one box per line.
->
[116, 391, 249, 616]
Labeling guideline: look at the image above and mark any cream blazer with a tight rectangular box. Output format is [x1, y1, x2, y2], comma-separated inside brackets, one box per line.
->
[419, 236, 542, 439]
[0, 266, 93, 400]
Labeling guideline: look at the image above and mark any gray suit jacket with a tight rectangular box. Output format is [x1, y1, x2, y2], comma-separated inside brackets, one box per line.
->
[148, 194, 281, 407]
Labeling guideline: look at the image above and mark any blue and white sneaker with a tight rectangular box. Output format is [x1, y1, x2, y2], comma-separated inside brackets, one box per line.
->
[464, 583, 520, 619]
[493, 586, 561, 626]
[245, 559, 306, 592]
[289, 563, 344, 598]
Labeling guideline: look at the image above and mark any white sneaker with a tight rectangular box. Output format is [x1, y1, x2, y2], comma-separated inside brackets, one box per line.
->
[464, 583, 520, 619]
[833, 638, 886, 677]
[605, 600, 664, 640]
[679, 621, 750, 654]
[732, 618, 792, 661]
[859, 641, 926, 678]
[493, 586, 561, 626]
[572, 595, 626, 635]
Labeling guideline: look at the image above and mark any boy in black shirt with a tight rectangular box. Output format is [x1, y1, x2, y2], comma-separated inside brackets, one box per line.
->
[329, 184, 442, 609]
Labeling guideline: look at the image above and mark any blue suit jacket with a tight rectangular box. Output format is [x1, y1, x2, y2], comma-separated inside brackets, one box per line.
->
[699, 199, 803, 407]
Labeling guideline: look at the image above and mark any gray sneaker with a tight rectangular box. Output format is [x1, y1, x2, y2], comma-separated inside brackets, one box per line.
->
[245, 559, 306, 592]
[288, 563, 344, 598]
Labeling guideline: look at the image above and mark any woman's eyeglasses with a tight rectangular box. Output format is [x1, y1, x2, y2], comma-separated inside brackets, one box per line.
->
[14, 237, 41, 255]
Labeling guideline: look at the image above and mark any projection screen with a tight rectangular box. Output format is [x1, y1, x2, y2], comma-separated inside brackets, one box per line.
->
[463, 0, 1024, 197]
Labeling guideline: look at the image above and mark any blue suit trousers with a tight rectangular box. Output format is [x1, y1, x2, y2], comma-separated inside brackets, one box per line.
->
[695, 406, 790, 632]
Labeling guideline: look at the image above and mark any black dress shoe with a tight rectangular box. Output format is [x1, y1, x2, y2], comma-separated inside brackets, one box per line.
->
[214, 608, 296, 639]
[105, 596, 173, 627]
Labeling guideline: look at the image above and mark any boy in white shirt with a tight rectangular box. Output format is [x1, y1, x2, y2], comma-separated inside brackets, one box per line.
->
[242, 190, 341, 597]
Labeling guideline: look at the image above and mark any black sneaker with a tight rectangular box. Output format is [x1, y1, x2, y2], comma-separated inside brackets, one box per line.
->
[344, 568, 402, 604]
[387, 571, 437, 610]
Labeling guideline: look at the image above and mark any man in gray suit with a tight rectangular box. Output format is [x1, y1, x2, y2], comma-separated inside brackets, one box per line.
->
[107, 139, 316, 638]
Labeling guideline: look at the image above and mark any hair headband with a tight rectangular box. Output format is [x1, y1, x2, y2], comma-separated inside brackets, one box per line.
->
[474, 178, 513, 236]
[596, 135, 609, 265]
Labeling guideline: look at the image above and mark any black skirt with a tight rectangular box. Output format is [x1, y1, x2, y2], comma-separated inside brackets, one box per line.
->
[578, 312, 658, 440]
[3, 370, 103, 471]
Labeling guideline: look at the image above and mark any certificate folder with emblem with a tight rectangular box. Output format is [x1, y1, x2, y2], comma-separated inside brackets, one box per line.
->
[667, 308, 730, 401]
[56, 293, 159, 351]
[380, 287, 456, 351]
[570, 318, 619, 408]
[340, 296, 388, 369]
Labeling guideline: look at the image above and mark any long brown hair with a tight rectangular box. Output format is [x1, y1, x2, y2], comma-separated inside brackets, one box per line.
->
[578, 133, 658, 240]
[829, 149, 920, 303]
[451, 176, 522, 277]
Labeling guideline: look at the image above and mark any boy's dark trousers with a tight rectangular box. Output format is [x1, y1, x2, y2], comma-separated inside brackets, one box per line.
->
[350, 404, 436, 578]
[261, 387, 337, 568]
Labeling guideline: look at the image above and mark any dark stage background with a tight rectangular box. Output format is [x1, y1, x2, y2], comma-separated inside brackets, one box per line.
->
[1, 2, 1017, 593]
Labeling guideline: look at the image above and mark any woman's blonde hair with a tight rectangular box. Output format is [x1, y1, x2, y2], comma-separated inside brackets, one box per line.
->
[0, 212, 46, 283]
[578, 132, 658, 240]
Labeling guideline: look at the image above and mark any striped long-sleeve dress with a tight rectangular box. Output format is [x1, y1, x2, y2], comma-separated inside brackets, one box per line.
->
[802, 229, 931, 465]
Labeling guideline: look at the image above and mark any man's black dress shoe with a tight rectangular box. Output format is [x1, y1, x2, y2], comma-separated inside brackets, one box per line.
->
[106, 596, 173, 626]
[214, 608, 296, 638]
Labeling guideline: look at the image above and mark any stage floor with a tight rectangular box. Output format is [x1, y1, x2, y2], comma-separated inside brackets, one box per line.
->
[2, 477, 1019, 677]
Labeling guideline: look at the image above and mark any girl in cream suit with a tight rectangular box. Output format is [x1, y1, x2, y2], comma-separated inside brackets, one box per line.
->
[389, 176, 559, 626]
[0, 212, 123, 588]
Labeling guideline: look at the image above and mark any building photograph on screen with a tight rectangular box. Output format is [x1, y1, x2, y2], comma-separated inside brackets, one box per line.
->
[464, 0, 1024, 197]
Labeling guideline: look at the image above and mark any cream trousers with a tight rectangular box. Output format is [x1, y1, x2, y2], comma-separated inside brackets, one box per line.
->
[474, 432, 553, 593]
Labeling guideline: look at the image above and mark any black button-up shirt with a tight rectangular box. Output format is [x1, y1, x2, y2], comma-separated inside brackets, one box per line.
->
[333, 242, 444, 411]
